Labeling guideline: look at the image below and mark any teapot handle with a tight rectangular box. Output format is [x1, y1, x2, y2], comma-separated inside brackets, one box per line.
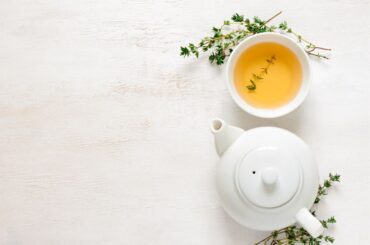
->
[295, 208, 324, 238]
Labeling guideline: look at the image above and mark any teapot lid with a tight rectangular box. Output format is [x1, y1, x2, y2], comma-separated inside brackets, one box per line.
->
[216, 126, 319, 231]
[236, 147, 301, 208]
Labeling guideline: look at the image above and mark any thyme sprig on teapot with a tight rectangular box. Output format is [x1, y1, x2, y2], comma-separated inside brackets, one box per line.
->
[255, 173, 341, 245]
[247, 55, 276, 91]
[180, 11, 331, 65]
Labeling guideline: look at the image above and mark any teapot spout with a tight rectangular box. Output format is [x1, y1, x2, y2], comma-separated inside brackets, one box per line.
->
[210, 118, 244, 156]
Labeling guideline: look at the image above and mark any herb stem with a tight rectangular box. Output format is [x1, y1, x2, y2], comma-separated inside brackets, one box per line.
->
[307, 52, 330, 59]
[263, 11, 283, 25]
[255, 227, 288, 244]
[247, 55, 276, 91]
[288, 30, 331, 58]
[308, 46, 332, 51]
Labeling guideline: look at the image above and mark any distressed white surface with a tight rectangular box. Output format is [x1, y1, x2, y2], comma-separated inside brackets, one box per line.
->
[0, 0, 369, 244]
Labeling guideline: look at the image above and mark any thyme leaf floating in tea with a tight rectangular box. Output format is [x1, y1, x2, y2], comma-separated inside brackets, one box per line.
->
[246, 55, 276, 91]
[180, 11, 331, 65]
[255, 173, 341, 245]
[247, 80, 256, 91]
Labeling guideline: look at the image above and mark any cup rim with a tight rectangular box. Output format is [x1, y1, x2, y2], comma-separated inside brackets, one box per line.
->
[226, 32, 311, 118]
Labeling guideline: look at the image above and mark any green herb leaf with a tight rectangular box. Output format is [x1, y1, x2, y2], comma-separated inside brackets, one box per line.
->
[278, 21, 288, 30]
[231, 13, 244, 22]
[246, 80, 256, 90]
[180, 46, 190, 57]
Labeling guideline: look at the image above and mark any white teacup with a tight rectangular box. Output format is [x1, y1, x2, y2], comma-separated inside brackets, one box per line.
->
[226, 33, 310, 118]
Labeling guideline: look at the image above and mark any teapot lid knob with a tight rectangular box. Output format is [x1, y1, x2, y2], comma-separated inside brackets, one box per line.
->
[261, 167, 278, 186]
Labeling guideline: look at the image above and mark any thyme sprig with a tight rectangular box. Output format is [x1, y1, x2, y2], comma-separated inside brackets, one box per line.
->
[247, 55, 276, 91]
[180, 11, 331, 65]
[255, 173, 341, 245]
[315, 173, 341, 204]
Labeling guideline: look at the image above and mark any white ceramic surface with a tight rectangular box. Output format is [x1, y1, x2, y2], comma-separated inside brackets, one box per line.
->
[210, 119, 323, 237]
[226, 33, 311, 118]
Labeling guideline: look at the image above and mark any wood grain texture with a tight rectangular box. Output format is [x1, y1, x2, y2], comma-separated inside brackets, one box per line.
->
[0, 0, 369, 244]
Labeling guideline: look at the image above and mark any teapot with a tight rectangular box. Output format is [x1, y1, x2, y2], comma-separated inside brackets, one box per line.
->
[210, 118, 324, 238]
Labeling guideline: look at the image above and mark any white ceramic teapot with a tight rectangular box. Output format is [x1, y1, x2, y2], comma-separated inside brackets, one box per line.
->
[210, 118, 324, 238]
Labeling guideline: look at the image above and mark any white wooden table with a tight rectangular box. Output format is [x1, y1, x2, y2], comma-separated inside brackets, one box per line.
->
[0, 0, 369, 244]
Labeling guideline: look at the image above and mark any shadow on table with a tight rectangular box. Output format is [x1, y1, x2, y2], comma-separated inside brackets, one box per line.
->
[220, 97, 308, 136]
